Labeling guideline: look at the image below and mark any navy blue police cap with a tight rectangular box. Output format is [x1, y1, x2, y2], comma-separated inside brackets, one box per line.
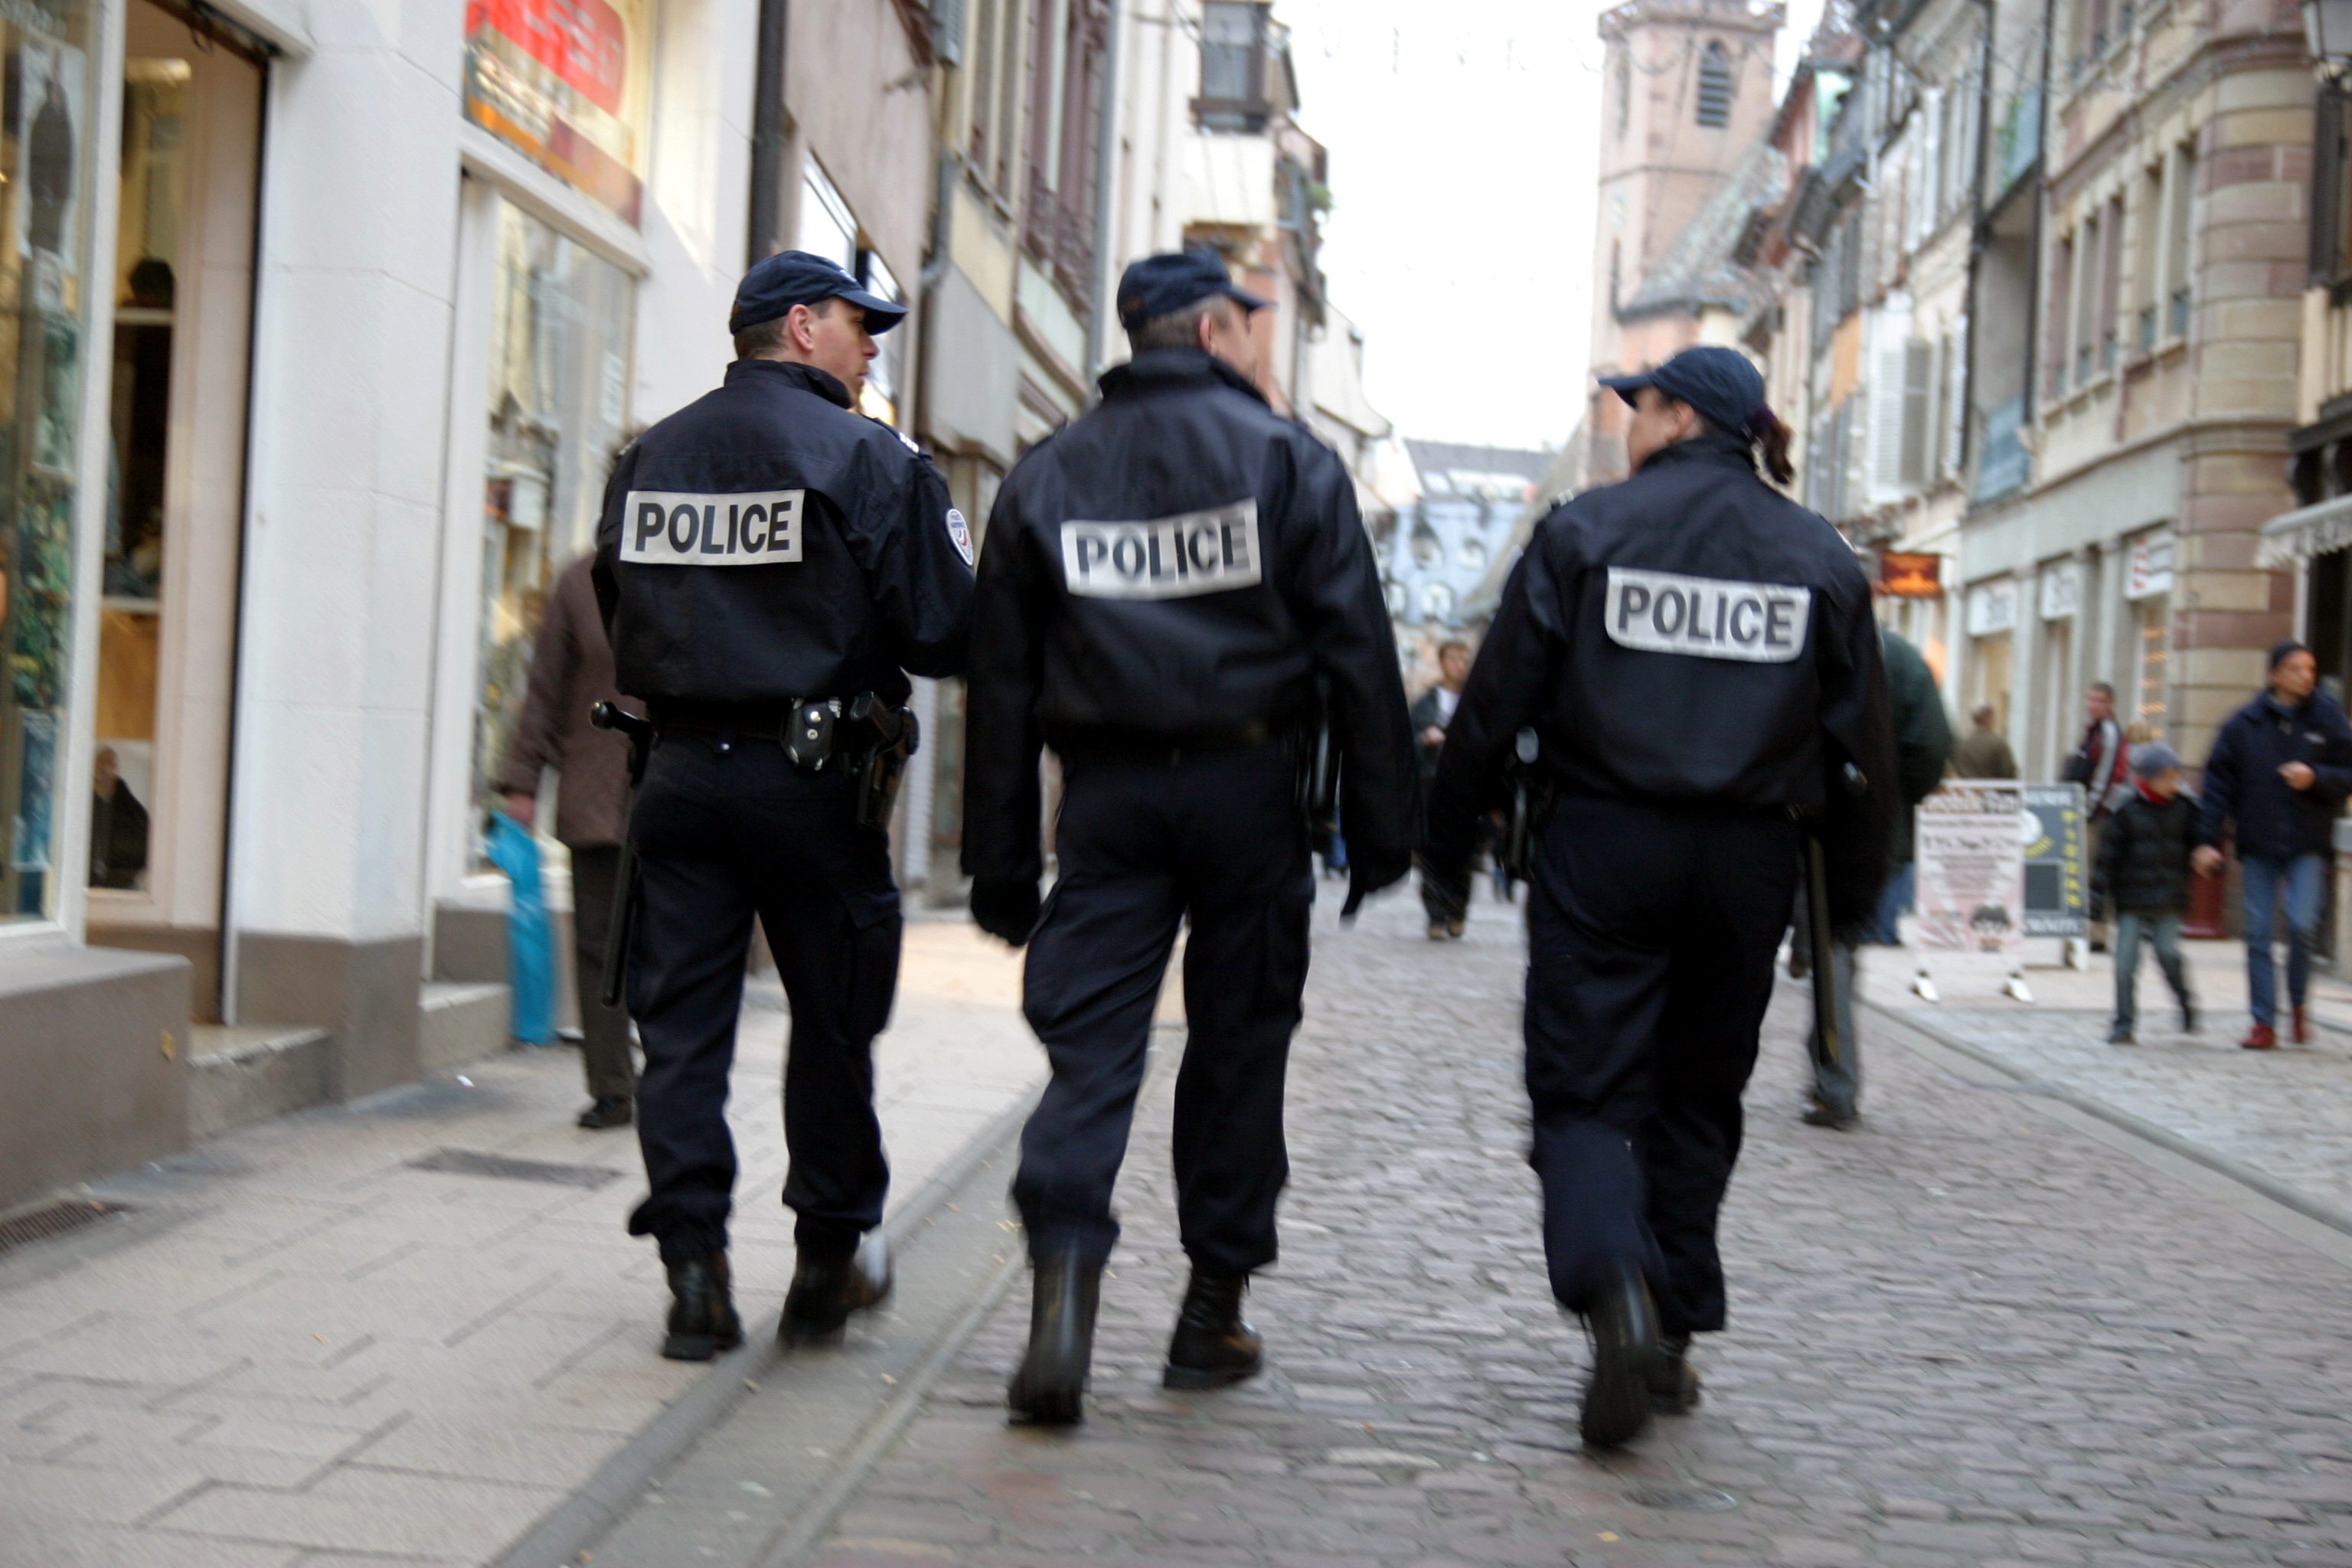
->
[730, 250, 908, 337]
[1116, 248, 1268, 332]
[1599, 345, 1769, 436]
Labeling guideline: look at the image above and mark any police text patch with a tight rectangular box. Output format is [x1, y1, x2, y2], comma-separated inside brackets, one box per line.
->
[1602, 567, 1811, 664]
[620, 490, 805, 566]
[1060, 501, 1263, 600]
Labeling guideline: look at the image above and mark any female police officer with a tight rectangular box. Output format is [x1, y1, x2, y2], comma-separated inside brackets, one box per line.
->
[1422, 345, 1895, 1448]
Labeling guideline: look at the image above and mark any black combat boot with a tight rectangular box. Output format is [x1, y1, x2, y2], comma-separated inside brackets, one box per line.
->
[1578, 1263, 1661, 1449]
[1162, 1269, 1264, 1390]
[1649, 1331, 1701, 1414]
[661, 1251, 744, 1362]
[1008, 1245, 1100, 1425]
[781, 1233, 893, 1345]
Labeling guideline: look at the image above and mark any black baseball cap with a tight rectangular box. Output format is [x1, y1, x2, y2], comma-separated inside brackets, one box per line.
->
[1599, 345, 1768, 436]
[730, 250, 908, 337]
[1116, 248, 1268, 332]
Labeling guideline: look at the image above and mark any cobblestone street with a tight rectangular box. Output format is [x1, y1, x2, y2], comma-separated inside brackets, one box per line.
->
[751, 887, 2352, 1568]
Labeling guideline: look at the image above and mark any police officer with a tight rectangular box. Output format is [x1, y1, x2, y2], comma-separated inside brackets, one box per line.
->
[1423, 345, 1895, 1449]
[593, 251, 975, 1360]
[962, 249, 1417, 1424]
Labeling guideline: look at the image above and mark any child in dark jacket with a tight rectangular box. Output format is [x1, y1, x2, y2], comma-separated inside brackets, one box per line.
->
[2091, 743, 2199, 1044]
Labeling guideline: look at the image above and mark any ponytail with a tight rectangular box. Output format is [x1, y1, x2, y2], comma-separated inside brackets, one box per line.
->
[1745, 407, 1796, 488]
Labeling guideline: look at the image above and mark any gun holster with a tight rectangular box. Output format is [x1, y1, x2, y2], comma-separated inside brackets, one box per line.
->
[1498, 727, 1553, 887]
[844, 693, 920, 833]
[1295, 679, 1341, 841]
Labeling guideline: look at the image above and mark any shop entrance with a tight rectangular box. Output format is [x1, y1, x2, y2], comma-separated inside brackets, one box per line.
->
[80, 0, 264, 1018]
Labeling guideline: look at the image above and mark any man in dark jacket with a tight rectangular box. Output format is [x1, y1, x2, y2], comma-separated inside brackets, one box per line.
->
[2092, 742, 2197, 1044]
[2194, 641, 2352, 1048]
[1411, 639, 1472, 937]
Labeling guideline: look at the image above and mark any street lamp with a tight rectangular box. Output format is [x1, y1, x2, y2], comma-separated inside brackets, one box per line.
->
[2305, 0, 2352, 83]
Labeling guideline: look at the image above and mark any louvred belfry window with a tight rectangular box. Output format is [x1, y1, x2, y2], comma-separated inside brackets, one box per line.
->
[1697, 41, 1733, 127]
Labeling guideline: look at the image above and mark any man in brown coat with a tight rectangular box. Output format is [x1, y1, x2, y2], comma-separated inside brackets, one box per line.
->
[501, 551, 642, 1129]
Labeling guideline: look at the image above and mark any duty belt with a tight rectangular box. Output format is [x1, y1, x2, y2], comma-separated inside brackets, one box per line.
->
[651, 697, 847, 769]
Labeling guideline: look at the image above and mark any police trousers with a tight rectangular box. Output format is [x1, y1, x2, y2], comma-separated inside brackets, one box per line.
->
[622, 731, 900, 1266]
[1014, 740, 1313, 1277]
[1524, 792, 1799, 1336]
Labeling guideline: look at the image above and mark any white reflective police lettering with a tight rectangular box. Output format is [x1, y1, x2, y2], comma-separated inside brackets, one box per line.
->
[1060, 501, 1263, 600]
[1602, 567, 1811, 664]
[620, 490, 804, 565]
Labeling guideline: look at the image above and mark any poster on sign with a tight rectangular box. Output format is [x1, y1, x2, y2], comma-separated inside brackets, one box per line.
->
[463, 0, 652, 221]
[1914, 781, 2028, 961]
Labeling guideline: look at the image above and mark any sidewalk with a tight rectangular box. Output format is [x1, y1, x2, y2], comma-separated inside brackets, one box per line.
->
[0, 920, 1044, 1568]
[1855, 933, 2352, 1219]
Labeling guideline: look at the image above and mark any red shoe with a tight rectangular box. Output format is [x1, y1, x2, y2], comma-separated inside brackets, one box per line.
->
[2292, 1006, 2310, 1044]
[2242, 1023, 2278, 1051]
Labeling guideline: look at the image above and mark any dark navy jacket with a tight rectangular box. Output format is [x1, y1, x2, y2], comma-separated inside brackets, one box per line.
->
[961, 349, 1418, 889]
[593, 359, 973, 704]
[1428, 431, 1897, 928]
[2195, 689, 2352, 861]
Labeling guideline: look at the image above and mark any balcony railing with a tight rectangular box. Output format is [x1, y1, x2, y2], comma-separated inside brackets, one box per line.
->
[1975, 397, 2030, 502]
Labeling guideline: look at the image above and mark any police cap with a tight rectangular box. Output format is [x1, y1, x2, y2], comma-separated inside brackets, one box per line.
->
[1599, 345, 1767, 436]
[730, 250, 909, 337]
[1116, 248, 1268, 332]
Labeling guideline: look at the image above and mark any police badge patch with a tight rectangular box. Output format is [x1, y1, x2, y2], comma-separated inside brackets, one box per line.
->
[946, 508, 975, 566]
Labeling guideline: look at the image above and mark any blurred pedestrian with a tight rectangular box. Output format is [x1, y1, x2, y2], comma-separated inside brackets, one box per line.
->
[499, 550, 642, 1131]
[1412, 639, 1473, 937]
[593, 251, 974, 1360]
[1423, 345, 1895, 1449]
[1949, 703, 2017, 779]
[2193, 642, 2352, 1049]
[1802, 626, 1949, 1131]
[88, 746, 149, 890]
[2092, 743, 2198, 1044]
[2065, 682, 2133, 954]
[962, 249, 1416, 1425]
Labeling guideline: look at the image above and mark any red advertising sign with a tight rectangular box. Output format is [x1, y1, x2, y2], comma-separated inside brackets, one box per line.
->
[469, 0, 626, 114]
[463, 0, 647, 220]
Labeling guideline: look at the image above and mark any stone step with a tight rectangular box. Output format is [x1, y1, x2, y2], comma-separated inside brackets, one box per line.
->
[188, 1024, 332, 1139]
[419, 981, 512, 1074]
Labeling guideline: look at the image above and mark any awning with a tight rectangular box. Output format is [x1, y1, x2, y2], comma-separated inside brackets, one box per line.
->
[2257, 494, 2352, 568]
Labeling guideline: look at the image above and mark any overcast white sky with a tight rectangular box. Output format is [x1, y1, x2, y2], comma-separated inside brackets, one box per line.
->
[1279, 0, 1826, 453]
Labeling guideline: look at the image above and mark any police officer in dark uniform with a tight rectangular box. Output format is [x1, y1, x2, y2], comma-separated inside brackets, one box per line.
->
[963, 250, 1417, 1424]
[1423, 345, 1895, 1448]
[593, 252, 975, 1360]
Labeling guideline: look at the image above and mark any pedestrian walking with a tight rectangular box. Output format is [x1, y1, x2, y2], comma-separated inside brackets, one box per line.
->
[2193, 641, 2352, 1049]
[2066, 682, 2134, 954]
[2092, 743, 2199, 1044]
[1801, 625, 1950, 1131]
[962, 249, 1417, 1425]
[1950, 703, 2018, 779]
[1423, 345, 1895, 1449]
[593, 251, 974, 1361]
[1413, 639, 1473, 938]
[499, 550, 643, 1131]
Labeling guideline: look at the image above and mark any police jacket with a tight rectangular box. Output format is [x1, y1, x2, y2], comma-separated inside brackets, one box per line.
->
[1428, 430, 1898, 927]
[592, 359, 973, 706]
[2195, 689, 2352, 861]
[962, 348, 1418, 887]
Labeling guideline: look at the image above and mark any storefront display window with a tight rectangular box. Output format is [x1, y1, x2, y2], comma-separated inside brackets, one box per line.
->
[1, 0, 105, 921]
[472, 199, 632, 868]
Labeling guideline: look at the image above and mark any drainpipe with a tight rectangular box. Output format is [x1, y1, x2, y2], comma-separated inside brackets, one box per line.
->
[1961, 0, 1994, 472]
[747, 0, 791, 265]
[1085, 0, 1128, 387]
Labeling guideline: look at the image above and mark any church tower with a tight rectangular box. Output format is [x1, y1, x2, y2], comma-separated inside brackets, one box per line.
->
[1585, 0, 1783, 483]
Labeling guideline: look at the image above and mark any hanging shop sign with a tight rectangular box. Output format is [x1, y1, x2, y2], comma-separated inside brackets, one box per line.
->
[2126, 531, 2174, 601]
[462, 0, 652, 222]
[2039, 562, 2080, 621]
[1965, 580, 2017, 637]
[1877, 550, 1943, 599]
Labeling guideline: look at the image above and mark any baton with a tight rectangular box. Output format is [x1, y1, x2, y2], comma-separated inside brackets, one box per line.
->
[1804, 762, 1873, 1073]
[590, 701, 655, 1010]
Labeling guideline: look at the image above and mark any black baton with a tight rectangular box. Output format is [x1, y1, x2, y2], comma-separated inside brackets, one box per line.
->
[1804, 762, 1873, 1072]
[590, 701, 654, 1010]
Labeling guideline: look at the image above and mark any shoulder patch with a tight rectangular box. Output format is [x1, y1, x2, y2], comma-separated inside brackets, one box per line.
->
[1602, 566, 1811, 664]
[946, 507, 975, 566]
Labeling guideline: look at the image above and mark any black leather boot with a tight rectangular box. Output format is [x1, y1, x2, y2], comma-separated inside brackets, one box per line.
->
[1008, 1246, 1100, 1425]
[1648, 1331, 1701, 1414]
[661, 1252, 743, 1362]
[1578, 1263, 1661, 1449]
[781, 1233, 893, 1345]
[1163, 1269, 1263, 1390]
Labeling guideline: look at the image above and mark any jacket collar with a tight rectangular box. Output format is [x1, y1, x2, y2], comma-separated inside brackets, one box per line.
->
[1098, 348, 1269, 407]
[1635, 429, 1757, 476]
[726, 357, 854, 410]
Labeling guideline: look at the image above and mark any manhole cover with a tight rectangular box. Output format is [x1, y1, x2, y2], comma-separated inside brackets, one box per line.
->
[1626, 1486, 1739, 1513]
[408, 1148, 622, 1189]
[0, 1198, 125, 1259]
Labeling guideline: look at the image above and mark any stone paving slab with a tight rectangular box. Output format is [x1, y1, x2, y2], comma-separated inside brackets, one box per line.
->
[0, 922, 1044, 1568]
[755, 886, 2352, 1568]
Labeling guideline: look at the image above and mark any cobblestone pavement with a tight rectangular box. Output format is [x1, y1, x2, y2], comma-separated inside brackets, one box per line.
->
[792, 884, 2352, 1568]
[0, 920, 1040, 1568]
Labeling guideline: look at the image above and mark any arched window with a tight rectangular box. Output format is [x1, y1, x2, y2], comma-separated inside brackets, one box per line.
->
[1697, 41, 1733, 128]
[1423, 582, 1456, 621]
[1410, 522, 1441, 567]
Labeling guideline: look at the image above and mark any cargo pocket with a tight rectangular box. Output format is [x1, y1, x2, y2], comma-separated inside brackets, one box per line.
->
[842, 886, 903, 1041]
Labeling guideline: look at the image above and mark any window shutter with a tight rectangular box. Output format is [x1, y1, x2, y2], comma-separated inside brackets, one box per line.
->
[1868, 321, 1913, 501]
[934, 0, 969, 64]
[2315, 87, 2344, 284]
[1921, 90, 1943, 235]
[1943, 315, 1970, 475]
[1901, 338, 1935, 487]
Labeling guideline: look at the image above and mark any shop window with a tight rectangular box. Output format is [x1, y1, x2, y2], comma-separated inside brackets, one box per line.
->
[472, 202, 633, 867]
[1, 1, 105, 922]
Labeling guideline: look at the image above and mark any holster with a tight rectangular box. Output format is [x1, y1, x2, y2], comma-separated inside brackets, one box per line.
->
[844, 692, 920, 833]
[590, 701, 655, 1010]
[1295, 680, 1341, 841]
[1498, 727, 1552, 887]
